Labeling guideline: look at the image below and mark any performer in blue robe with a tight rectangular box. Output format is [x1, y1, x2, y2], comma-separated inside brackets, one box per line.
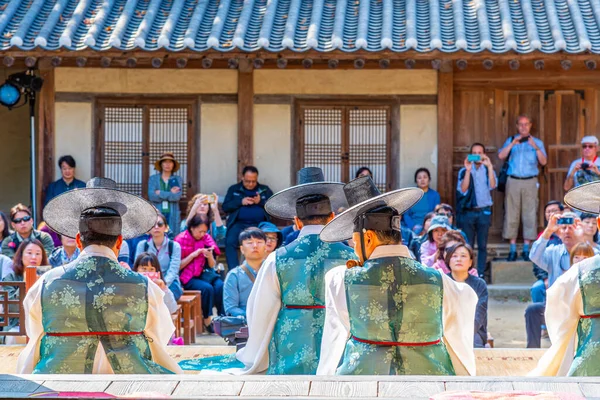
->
[179, 167, 356, 374]
[17, 178, 182, 374]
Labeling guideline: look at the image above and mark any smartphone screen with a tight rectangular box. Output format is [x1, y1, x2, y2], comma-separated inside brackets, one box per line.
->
[558, 217, 574, 225]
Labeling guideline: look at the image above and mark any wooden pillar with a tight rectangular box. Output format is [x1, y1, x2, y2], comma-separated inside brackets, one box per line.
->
[237, 59, 254, 178]
[37, 59, 55, 222]
[437, 62, 453, 204]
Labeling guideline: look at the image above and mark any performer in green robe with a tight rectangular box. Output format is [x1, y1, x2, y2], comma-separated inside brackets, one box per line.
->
[17, 178, 182, 374]
[531, 181, 600, 376]
[179, 167, 356, 374]
[317, 177, 478, 376]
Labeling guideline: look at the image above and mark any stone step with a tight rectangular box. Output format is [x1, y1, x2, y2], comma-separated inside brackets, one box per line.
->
[491, 261, 536, 285]
[487, 284, 531, 301]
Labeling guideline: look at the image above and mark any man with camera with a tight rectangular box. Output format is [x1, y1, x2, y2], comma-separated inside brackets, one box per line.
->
[498, 114, 547, 262]
[456, 143, 497, 278]
[525, 211, 597, 348]
[564, 136, 600, 191]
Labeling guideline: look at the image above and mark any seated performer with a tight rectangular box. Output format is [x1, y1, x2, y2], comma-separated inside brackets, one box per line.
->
[17, 177, 182, 374]
[317, 177, 478, 375]
[531, 181, 600, 376]
[179, 167, 355, 374]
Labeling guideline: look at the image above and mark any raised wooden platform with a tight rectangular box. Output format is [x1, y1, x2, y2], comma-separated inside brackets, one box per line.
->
[0, 346, 545, 377]
[0, 374, 596, 399]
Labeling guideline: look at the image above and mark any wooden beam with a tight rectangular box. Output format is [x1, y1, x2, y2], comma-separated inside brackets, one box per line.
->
[437, 69, 453, 204]
[37, 59, 55, 221]
[3, 48, 600, 63]
[237, 59, 254, 178]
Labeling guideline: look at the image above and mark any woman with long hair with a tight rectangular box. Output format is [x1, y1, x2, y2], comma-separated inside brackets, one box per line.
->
[1, 238, 49, 341]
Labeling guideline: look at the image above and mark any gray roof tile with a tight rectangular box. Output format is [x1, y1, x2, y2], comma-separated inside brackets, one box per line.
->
[2, 0, 600, 53]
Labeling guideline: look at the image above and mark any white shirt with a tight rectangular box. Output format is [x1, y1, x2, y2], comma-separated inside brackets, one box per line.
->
[317, 244, 478, 376]
[16, 245, 182, 374]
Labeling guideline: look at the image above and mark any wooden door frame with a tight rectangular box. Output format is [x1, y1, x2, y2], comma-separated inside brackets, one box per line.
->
[93, 97, 199, 201]
[293, 99, 398, 190]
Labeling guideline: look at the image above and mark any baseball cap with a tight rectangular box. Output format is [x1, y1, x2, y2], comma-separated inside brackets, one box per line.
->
[581, 136, 599, 145]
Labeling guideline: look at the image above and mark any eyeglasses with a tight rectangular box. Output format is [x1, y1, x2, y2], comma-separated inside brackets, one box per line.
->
[154, 222, 165, 228]
[265, 237, 278, 243]
[582, 144, 596, 149]
[437, 212, 452, 217]
[12, 215, 31, 224]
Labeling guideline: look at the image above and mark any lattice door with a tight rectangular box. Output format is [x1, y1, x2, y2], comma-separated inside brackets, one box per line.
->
[98, 102, 195, 203]
[103, 106, 144, 195]
[302, 108, 344, 183]
[299, 105, 390, 191]
[349, 108, 389, 191]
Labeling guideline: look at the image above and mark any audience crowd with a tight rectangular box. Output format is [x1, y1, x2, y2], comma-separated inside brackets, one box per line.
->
[3, 116, 600, 351]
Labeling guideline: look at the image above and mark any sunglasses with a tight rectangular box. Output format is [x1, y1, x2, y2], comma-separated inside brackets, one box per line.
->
[154, 222, 165, 228]
[582, 144, 596, 149]
[13, 215, 31, 224]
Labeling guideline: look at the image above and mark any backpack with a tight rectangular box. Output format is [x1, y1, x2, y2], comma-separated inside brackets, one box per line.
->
[456, 166, 490, 213]
[143, 240, 174, 258]
[497, 135, 517, 193]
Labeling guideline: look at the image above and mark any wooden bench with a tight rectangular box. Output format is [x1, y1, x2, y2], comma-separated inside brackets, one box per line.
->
[182, 290, 203, 334]
[177, 295, 198, 345]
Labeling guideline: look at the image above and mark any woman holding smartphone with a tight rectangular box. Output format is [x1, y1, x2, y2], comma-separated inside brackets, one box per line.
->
[148, 152, 183, 236]
[175, 214, 224, 330]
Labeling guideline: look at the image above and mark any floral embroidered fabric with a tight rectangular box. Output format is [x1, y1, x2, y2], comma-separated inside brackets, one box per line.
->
[337, 256, 455, 375]
[267, 235, 355, 374]
[34, 256, 174, 374]
[570, 262, 600, 376]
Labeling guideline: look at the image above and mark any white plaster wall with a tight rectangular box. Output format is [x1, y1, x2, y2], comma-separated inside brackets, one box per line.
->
[54, 102, 93, 182]
[253, 105, 291, 192]
[200, 104, 238, 197]
[400, 105, 438, 190]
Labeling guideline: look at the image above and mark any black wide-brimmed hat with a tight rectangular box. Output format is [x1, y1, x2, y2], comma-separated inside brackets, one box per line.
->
[320, 176, 423, 242]
[43, 177, 158, 239]
[564, 181, 600, 214]
[265, 167, 348, 220]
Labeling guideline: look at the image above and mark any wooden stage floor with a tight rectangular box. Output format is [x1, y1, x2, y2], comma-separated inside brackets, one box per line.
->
[1, 346, 596, 399]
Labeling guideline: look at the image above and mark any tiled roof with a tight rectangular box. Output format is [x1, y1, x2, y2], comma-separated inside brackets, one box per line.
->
[2, 0, 600, 53]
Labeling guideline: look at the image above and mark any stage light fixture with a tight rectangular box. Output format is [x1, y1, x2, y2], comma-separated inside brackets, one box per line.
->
[0, 81, 21, 108]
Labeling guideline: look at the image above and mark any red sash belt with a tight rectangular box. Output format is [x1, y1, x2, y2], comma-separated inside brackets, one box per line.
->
[581, 314, 600, 319]
[46, 331, 143, 337]
[352, 335, 441, 347]
[284, 305, 325, 309]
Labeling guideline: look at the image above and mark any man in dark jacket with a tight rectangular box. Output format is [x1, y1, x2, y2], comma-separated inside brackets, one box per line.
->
[222, 166, 273, 269]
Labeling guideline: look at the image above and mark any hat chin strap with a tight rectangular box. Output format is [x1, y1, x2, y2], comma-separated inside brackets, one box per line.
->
[358, 215, 367, 265]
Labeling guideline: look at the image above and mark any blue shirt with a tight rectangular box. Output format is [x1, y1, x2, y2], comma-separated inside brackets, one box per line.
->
[49, 246, 80, 268]
[457, 164, 497, 208]
[403, 188, 441, 233]
[223, 263, 257, 318]
[530, 237, 600, 288]
[499, 136, 547, 178]
[44, 178, 86, 206]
